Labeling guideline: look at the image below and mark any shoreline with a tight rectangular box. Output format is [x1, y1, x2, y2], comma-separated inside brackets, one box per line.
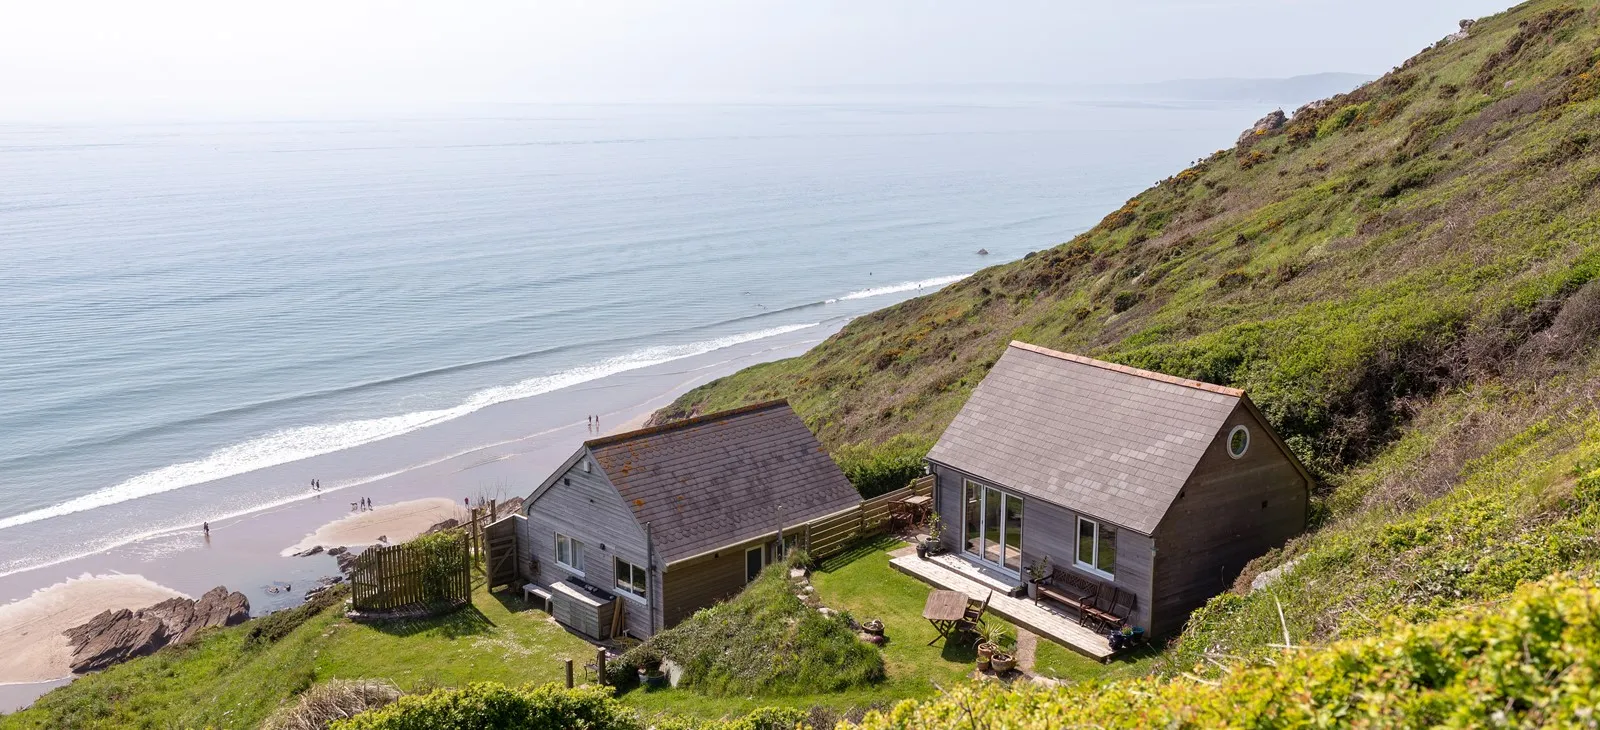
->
[0, 320, 840, 713]
[0, 574, 187, 689]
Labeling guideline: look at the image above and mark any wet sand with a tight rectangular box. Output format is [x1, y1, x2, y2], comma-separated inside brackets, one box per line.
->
[283, 498, 464, 555]
[0, 322, 837, 712]
[0, 574, 186, 687]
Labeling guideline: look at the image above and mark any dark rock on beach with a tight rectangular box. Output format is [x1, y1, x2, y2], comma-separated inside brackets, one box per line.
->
[292, 545, 324, 557]
[62, 586, 250, 673]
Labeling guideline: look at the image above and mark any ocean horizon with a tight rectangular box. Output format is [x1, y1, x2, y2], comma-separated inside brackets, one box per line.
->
[0, 99, 1267, 579]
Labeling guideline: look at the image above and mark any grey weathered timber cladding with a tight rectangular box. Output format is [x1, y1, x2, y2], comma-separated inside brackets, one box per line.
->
[584, 401, 860, 564]
[1020, 498, 1155, 632]
[523, 456, 658, 638]
[661, 536, 773, 627]
[519, 400, 860, 638]
[1149, 403, 1308, 635]
[927, 341, 1244, 535]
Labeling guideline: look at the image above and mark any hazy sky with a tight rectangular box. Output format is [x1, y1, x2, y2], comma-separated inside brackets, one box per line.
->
[1, 1, 1516, 117]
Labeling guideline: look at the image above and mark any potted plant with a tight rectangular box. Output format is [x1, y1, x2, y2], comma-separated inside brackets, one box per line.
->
[643, 668, 669, 689]
[915, 537, 929, 559]
[1024, 555, 1050, 600]
[988, 628, 1017, 673]
[976, 625, 1010, 672]
[924, 514, 946, 556]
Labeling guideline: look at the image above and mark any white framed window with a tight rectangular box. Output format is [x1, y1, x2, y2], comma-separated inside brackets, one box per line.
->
[1228, 425, 1250, 459]
[1075, 517, 1117, 579]
[614, 557, 647, 601]
[555, 533, 585, 574]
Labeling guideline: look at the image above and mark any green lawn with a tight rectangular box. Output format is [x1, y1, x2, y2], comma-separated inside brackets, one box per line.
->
[625, 538, 1158, 724]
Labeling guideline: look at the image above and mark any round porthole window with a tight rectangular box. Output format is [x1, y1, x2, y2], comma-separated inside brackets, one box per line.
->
[1228, 425, 1250, 459]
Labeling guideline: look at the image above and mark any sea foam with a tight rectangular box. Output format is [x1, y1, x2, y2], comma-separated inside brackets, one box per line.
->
[828, 274, 969, 303]
[0, 322, 819, 532]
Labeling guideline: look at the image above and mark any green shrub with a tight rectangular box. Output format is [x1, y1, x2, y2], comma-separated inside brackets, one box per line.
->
[330, 683, 637, 730]
[832, 434, 931, 498]
[623, 562, 884, 697]
[850, 573, 1600, 728]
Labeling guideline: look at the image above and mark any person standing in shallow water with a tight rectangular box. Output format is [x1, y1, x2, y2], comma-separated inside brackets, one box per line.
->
[202, 522, 209, 536]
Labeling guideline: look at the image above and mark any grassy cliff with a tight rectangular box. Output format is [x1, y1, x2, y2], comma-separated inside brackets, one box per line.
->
[659, 0, 1600, 672]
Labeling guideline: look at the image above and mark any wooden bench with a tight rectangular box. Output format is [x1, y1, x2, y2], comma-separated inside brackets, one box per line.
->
[1082, 584, 1136, 633]
[522, 583, 553, 611]
[1036, 566, 1099, 616]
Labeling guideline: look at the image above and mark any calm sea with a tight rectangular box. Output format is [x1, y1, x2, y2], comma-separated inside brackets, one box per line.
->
[0, 100, 1265, 577]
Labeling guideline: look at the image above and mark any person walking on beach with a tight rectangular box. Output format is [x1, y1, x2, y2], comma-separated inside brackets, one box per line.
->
[202, 522, 210, 536]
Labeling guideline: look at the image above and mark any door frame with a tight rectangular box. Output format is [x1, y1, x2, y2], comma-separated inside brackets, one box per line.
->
[960, 479, 1024, 576]
[744, 544, 766, 584]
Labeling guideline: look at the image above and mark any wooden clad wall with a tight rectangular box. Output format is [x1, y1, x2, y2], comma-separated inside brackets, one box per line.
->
[660, 544, 762, 628]
[521, 449, 661, 638]
[1021, 499, 1155, 632]
[1150, 403, 1309, 636]
[931, 461, 1156, 630]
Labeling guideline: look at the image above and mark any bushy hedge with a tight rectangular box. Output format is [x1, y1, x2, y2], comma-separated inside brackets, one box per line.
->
[329, 683, 636, 730]
[832, 434, 931, 498]
[851, 573, 1600, 728]
[618, 559, 884, 696]
[328, 683, 814, 730]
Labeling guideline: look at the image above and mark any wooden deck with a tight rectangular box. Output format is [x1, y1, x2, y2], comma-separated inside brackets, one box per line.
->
[889, 549, 1114, 660]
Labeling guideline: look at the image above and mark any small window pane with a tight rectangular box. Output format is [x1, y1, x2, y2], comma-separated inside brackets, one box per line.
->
[571, 539, 585, 572]
[1077, 519, 1095, 567]
[1097, 524, 1118, 574]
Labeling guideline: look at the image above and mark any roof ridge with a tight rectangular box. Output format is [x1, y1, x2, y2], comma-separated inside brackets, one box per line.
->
[1008, 341, 1244, 398]
[585, 399, 790, 449]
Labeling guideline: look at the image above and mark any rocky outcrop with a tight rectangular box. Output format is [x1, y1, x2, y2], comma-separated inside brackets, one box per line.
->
[1236, 109, 1287, 147]
[292, 545, 324, 557]
[62, 586, 250, 673]
[62, 609, 169, 672]
[1445, 18, 1476, 44]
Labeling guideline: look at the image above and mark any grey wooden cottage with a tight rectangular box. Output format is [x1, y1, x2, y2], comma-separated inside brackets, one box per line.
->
[926, 341, 1311, 636]
[511, 400, 860, 639]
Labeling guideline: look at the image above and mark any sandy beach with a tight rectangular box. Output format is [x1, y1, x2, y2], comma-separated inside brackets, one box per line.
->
[0, 323, 838, 712]
[284, 498, 465, 555]
[0, 574, 186, 686]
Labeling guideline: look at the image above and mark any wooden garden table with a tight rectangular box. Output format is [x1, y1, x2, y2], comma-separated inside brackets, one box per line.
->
[923, 589, 969, 645]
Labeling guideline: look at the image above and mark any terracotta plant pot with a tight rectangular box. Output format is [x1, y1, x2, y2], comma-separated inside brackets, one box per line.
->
[990, 653, 1015, 673]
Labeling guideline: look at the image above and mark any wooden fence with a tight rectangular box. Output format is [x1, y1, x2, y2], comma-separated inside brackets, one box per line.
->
[349, 531, 472, 615]
[806, 475, 934, 560]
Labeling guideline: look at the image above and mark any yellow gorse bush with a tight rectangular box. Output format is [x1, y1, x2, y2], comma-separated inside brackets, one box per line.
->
[850, 573, 1600, 729]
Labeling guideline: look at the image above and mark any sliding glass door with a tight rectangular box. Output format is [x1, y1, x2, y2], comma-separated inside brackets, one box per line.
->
[962, 480, 1024, 575]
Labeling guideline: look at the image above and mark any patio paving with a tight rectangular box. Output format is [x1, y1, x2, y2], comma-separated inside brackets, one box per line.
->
[889, 548, 1115, 660]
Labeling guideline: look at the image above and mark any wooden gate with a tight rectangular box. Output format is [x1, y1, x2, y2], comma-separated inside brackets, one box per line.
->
[485, 514, 522, 591]
[349, 532, 472, 616]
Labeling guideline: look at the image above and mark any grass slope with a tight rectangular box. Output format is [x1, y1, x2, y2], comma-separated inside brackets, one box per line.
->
[658, 0, 1600, 675]
[662, 0, 1600, 477]
[1, 583, 596, 730]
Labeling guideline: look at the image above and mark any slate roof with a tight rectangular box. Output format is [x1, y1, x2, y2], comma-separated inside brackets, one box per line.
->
[926, 341, 1244, 535]
[585, 401, 861, 564]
